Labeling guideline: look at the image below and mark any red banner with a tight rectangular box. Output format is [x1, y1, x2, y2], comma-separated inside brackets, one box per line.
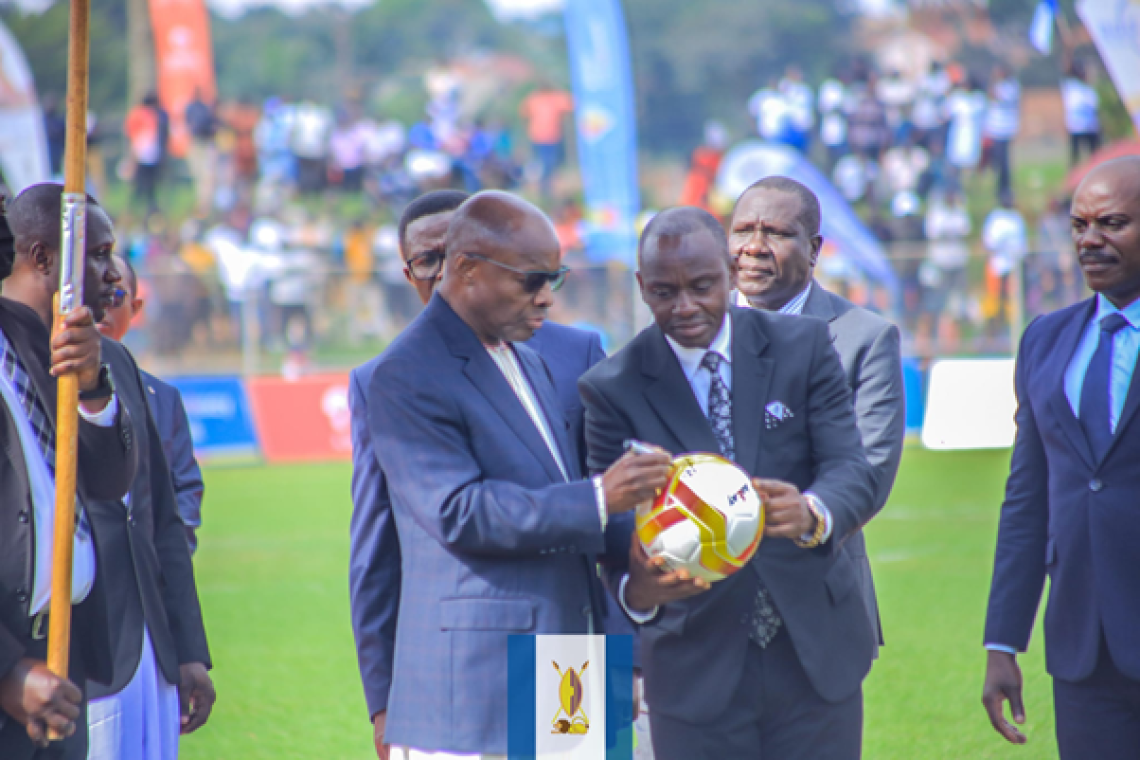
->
[148, 0, 216, 158]
[246, 375, 353, 463]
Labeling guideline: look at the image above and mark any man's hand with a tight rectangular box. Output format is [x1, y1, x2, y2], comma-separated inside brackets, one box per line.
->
[51, 307, 110, 414]
[982, 650, 1027, 744]
[178, 662, 215, 734]
[372, 710, 389, 759]
[602, 450, 672, 515]
[0, 658, 82, 748]
[753, 479, 814, 539]
[624, 537, 710, 612]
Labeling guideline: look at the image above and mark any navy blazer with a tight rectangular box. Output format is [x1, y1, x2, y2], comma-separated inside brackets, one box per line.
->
[985, 298, 1140, 682]
[141, 371, 204, 553]
[349, 297, 610, 752]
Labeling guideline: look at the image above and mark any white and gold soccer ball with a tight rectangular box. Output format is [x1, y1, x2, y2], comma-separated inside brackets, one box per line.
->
[635, 453, 764, 583]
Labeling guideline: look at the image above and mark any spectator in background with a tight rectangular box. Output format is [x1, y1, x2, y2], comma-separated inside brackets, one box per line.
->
[877, 69, 916, 140]
[519, 83, 574, 201]
[882, 129, 930, 200]
[921, 188, 972, 351]
[679, 121, 727, 211]
[847, 73, 889, 160]
[818, 69, 850, 169]
[290, 101, 332, 195]
[124, 92, 167, 215]
[944, 74, 987, 178]
[42, 95, 66, 177]
[1061, 60, 1101, 167]
[222, 97, 261, 200]
[330, 109, 369, 194]
[982, 191, 1028, 343]
[911, 61, 951, 149]
[748, 77, 789, 144]
[185, 89, 219, 217]
[983, 65, 1021, 201]
[779, 65, 814, 154]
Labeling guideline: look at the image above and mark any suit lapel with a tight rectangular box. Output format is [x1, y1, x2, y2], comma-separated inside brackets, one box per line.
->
[730, 309, 772, 475]
[432, 296, 567, 484]
[1047, 299, 1097, 470]
[641, 327, 723, 455]
[801, 281, 838, 328]
[0, 300, 57, 433]
[516, 345, 579, 481]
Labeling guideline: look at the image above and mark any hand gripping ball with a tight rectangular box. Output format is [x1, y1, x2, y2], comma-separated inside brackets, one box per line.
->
[635, 453, 764, 583]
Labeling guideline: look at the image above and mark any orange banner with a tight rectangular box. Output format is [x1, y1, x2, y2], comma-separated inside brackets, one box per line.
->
[148, 0, 216, 158]
[246, 375, 353, 463]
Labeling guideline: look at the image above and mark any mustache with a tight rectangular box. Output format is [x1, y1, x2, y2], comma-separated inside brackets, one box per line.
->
[1079, 251, 1118, 265]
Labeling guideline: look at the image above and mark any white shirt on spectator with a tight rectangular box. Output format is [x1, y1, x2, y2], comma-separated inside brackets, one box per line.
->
[984, 79, 1021, 141]
[1061, 78, 1100, 135]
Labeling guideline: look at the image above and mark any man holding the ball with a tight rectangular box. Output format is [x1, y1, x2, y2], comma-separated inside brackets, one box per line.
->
[580, 206, 876, 759]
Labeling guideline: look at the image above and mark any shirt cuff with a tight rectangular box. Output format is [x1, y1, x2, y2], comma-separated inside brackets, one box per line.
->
[78, 394, 118, 427]
[592, 475, 607, 530]
[802, 491, 833, 544]
[984, 644, 1018, 655]
[619, 574, 658, 624]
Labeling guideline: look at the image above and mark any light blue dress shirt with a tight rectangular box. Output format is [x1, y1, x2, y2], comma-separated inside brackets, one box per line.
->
[1063, 293, 1140, 432]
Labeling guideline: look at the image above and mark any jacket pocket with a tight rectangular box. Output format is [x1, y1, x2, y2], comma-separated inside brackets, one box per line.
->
[825, 554, 857, 605]
[440, 597, 535, 632]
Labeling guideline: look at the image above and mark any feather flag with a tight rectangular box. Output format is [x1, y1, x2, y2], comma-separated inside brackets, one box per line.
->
[1030, 0, 1058, 55]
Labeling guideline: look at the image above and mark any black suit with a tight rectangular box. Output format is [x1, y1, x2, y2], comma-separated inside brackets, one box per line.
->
[580, 307, 875, 759]
[0, 298, 136, 760]
[86, 338, 210, 703]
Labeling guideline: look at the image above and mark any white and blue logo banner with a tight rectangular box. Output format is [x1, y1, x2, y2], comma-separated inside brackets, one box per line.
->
[508, 634, 633, 759]
[563, 0, 640, 265]
[1078, 0, 1140, 133]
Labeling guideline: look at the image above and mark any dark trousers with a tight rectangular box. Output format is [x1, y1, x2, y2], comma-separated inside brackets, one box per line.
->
[133, 162, 160, 214]
[990, 139, 1012, 199]
[649, 628, 862, 760]
[1054, 641, 1140, 760]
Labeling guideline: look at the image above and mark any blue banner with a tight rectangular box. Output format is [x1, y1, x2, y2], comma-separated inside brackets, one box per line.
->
[564, 0, 640, 265]
[167, 376, 259, 459]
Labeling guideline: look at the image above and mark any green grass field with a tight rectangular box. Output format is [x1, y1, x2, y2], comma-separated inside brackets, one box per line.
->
[178, 447, 1058, 760]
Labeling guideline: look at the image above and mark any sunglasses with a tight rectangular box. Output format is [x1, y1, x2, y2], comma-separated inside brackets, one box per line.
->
[406, 250, 445, 281]
[462, 253, 569, 293]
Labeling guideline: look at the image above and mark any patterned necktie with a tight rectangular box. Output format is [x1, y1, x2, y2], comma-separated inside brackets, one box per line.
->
[1079, 312, 1130, 462]
[0, 330, 91, 539]
[700, 351, 782, 647]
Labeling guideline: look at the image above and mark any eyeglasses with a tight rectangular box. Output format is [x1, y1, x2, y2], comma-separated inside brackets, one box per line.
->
[406, 250, 445, 281]
[108, 288, 128, 308]
[462, 253, 569, 293]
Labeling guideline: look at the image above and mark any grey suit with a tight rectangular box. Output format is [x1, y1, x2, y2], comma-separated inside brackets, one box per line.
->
[140, 371, 204, 553]
[800, 284, 905, 650]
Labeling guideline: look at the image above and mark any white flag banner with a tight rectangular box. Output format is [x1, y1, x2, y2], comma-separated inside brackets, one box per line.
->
[1078, 0, 1140, 133]
[0, 19, 50, 193]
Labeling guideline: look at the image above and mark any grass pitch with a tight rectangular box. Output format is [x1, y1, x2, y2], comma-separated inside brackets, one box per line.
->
[179, 447, 1058, 760]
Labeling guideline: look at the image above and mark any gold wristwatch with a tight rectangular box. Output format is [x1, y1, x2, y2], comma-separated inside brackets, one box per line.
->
[794, 494, 827, 549]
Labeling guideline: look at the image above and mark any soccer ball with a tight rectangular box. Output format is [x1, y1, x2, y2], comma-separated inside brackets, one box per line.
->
[635, 453, 764, 583]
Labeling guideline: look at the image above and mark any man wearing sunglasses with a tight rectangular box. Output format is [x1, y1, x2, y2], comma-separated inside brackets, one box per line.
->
[350, 190, 613, 758]
[353, 190, 671, 760]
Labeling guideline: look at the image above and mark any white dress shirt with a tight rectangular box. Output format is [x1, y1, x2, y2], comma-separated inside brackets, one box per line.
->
[0, 365, 118, 615]
[485, 343, 607, 529]
[986, 294, 1140, 655]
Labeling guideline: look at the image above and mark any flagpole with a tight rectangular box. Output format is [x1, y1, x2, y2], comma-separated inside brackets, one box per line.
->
[46, 0, 91, 728]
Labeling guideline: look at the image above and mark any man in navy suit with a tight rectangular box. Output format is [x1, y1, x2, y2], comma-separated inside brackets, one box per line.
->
[350, 191, 666, 758]
[98, 255, 205, 553]
[982, 156, 1140, 758]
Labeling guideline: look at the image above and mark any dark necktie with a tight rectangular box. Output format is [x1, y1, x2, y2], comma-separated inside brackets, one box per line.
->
[700, 351, 781, 647]
[0, 330, 91, 538]
[1079, 313, 1130, 462]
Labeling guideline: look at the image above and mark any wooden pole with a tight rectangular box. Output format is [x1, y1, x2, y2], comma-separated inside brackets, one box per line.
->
[46, 0, 91, 720]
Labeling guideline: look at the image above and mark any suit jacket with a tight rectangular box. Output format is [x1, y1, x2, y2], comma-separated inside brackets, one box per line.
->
[348, 319, 607, 721]
[801, 284, 905, 650]
[985, 298, 1140, 682]
[0, 298, 136, 759]
[579, 307, 876, 723]
[140, 371, 204, 554]
[86, 340, 211, 700]
[361, 294, 611, 754]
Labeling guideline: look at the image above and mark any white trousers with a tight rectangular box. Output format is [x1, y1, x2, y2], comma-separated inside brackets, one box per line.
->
[88, 627, 181, 760]
[390, 748, 506, 760]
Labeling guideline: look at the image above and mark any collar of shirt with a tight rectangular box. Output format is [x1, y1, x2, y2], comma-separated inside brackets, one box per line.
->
[735, 280, 813, 315]
[1095, 292, 1140, 328]
[665, 312, 733, 383]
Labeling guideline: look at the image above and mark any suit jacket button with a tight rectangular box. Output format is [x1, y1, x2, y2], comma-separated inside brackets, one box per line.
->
[1090, 479, 1104, 492]
[17, 509, 29, 523]
[15, 589, 27, 603]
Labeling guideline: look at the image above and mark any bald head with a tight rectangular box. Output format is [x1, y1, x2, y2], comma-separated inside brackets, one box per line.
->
[1071, 155, 1140, 308]
[7, 183, 104, 253]
[440, 191, 563, 345]
[638, 206, 729, 269]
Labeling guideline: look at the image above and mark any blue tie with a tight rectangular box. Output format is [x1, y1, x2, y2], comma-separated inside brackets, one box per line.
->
[1079, 312, 1130, 462]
